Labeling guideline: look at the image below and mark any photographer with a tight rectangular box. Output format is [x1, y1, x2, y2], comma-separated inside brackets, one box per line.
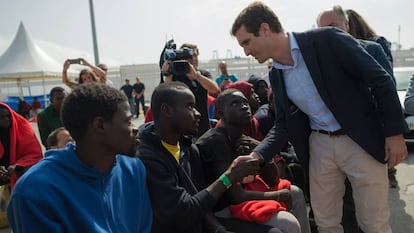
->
[62, 58, 106, 89]
[161, 43, 219, 137]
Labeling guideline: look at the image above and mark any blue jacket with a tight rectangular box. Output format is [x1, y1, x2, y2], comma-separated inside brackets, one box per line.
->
[358, 39, 395, 84]
[7, 143, 152, 233]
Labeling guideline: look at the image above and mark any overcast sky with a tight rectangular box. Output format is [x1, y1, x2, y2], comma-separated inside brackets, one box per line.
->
[0, 0, 413, 67]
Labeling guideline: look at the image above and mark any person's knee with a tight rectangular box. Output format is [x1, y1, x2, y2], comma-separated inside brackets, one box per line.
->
[264, 211, 301, 233]
[290, 185, 306, 205]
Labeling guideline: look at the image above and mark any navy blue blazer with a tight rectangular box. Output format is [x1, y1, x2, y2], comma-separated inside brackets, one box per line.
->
[253, 27, 408, 164]
[359, 39, 395, 83]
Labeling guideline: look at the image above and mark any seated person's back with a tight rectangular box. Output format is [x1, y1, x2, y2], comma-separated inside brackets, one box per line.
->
[7, 83, 152, 233]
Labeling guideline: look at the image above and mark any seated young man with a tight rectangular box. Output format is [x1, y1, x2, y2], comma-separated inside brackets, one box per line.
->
[46, 127, 74, 150]
[247, 74, 269, 106]
[137, 82, 283, 233]
[254, 91, 275, 137]
[221, 83, 306, 194]
[196, 89, 311, 233]
[218, 81, 263, 140]
[7, 83, 152, 233]
[0, 103, 43, 189]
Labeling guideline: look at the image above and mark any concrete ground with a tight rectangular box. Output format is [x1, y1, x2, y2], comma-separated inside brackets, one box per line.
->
[388, 143, 414, 233]
[0, 117, 413, 232]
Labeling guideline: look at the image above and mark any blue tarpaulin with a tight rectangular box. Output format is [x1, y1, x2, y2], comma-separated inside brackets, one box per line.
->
[1, 95, 49, 111]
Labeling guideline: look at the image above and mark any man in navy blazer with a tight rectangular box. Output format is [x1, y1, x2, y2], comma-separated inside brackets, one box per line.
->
[316, 5, 400, 233]
[231, 2, 408, 233]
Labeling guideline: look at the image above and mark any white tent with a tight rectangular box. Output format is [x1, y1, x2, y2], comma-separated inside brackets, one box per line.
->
[0, 22, 73, 98]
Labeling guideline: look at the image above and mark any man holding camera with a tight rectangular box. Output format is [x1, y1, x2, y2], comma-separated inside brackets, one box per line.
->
[162, 43, 220, 137]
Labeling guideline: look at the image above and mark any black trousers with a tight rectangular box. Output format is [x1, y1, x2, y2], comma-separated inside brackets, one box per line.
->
[134, 96, 146, 116]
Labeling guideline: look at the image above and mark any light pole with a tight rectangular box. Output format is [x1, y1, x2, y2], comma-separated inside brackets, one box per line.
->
[89, 0, 100, 65]
[398, 25, 401, 50]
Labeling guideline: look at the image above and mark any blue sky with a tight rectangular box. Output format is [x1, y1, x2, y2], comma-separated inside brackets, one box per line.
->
[0, 0, 413, 66]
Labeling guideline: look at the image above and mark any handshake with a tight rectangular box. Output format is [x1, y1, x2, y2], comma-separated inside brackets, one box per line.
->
[223, 158, 264, 187]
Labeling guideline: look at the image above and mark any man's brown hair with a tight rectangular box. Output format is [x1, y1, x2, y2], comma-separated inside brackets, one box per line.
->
[231, 1, 283, 36]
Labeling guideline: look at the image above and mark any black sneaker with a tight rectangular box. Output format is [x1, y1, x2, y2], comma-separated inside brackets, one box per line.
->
[389, 174, 398, 188]
[388, 167, 398, 188]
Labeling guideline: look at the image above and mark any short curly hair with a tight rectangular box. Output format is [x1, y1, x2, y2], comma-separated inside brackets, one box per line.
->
[61, 83, 127, 141]
[46, 127, 66, 149]
[151, 82, 189, 121]
[49, 86, 65, 99]
[215, 88, 241, 112]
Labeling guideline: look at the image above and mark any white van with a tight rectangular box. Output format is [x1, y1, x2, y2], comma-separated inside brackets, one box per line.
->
[394, 66, 414, 141]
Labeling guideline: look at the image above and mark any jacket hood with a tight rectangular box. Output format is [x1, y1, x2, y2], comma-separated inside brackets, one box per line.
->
[225, 81, 253, 99]
[44, 143, 115, 180]
[247, 74, 268, 92]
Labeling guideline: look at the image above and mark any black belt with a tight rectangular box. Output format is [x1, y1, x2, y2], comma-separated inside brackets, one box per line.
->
[312, 129, 346, 136]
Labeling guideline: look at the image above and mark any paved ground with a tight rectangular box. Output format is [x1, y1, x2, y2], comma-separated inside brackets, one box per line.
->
[389, 143, 414, 233]
[0, 117, 413, 232]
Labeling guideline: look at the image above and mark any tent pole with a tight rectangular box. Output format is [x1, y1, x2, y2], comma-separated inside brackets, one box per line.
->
[42, 76, 47, 107]
[28, 80, 32, 96]
[17, 78, 23, 98]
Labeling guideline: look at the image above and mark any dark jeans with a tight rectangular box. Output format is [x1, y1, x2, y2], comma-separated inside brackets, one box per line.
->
[134, 96, 146, 117]
[128, 98, 135, 115]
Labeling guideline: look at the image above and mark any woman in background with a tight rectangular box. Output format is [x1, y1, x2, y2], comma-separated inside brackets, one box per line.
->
[346, 8, 399, 189]
[346, 9, 393, 67]
[62, 58, 105, 89]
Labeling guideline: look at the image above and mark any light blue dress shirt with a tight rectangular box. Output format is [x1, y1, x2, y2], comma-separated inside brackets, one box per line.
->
[272, 32, 341, 131]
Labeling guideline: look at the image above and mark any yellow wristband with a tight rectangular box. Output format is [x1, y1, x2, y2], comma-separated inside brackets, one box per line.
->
[219, 174, 232, 189]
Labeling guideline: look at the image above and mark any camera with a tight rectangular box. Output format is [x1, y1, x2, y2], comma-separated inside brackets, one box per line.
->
[161, 40, 194, 76]
[164, 47, 194, 61]
[68, 58, 82, 64]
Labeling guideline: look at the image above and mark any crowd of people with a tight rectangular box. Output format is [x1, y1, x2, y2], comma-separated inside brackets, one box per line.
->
[0, 2, 411, 233]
